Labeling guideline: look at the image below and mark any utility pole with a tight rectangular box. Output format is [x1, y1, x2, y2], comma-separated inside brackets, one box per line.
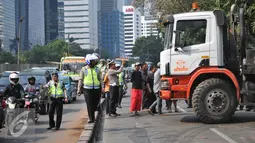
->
[114, 41, 117, 58]
[17, 1, 24, 65]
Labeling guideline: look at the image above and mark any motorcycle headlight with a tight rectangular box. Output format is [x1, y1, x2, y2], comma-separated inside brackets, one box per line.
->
[161, 80, 170, 90]
[8, 103, 16, 109]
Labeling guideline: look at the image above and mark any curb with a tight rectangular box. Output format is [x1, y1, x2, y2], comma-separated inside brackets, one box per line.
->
[77, 99, 105, 143]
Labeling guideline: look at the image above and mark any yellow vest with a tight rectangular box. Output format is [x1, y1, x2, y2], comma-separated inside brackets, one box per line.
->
[83, 67, 100, 89]
[118, 72, 124, 85]
[49, 81, 64, 98]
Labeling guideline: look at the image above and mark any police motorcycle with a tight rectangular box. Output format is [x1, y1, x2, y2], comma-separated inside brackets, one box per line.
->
[5, 96, 26, 135]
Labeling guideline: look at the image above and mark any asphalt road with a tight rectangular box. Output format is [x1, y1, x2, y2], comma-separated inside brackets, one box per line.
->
[102, 84, 255, 143]
[0, 95, 87, 143]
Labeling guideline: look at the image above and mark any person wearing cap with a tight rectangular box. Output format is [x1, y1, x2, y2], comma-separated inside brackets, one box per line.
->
[130, 62, 143, 116]
[147, 62, 163, 115]
[77, 54, 102, 123]
[141, 62, 150, 109]
[107, 60, 125, 117]
[43, 71, 65, 130]
[116, 63, 126, 108]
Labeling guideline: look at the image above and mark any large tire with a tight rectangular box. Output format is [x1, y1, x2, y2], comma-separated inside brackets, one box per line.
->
[192, 78, 237, 124]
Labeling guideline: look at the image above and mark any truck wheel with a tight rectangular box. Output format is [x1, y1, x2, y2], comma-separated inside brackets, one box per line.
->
[192, 78, 237, 124]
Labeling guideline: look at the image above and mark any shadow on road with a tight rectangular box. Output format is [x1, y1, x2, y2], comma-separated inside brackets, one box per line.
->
[180, 112, 255, 124]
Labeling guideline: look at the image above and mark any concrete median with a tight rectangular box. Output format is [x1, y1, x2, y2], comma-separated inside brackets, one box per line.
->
[77, 98, 105, 143]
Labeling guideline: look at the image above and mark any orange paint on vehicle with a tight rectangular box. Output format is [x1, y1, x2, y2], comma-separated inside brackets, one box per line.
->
[186, 67, 240, 100]
[161, 67, 240, 100]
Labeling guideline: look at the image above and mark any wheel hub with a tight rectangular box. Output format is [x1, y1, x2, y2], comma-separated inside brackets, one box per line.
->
[205, 89, 229, 115]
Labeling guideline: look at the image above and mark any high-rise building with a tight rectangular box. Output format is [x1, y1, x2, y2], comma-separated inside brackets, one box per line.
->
[99, 0, 125, 58]
[124, 0, 133, 6]
[0, 0, 16, 52]
[64, 0, 98, 50]
[141, 16, 158, 37]
[123, 6, 141, 57]
[15, 0, 45, 51]
[45, 0, 58, 44]
[58, 0, 64, 40]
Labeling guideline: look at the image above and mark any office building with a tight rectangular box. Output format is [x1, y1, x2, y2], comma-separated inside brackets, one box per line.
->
[64, 0, 98, 49]
[15, 0, 45, 51]
[141, 16, 158, 37]
[0, 0, 16, 52]
[124, 0, 134, 6]
[58, 0, 64, 40]
[45, 0, 58, 44]
[123, 6, 141, 57]
[99, 0, 125, 58]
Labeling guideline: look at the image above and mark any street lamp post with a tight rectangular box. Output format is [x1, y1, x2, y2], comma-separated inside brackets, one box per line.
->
[17, 16, 24, 65]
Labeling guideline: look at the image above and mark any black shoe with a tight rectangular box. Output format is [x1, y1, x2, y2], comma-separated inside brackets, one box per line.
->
[47, 127, 53, 130]
[115, 113, 121, 116]
[118, 105, 122, 108]
[109, 113, 117, 117]
[88, 120, 94, 123]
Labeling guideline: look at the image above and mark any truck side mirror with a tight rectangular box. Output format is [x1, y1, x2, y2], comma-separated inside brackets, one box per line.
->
[174, 30, 185, 48]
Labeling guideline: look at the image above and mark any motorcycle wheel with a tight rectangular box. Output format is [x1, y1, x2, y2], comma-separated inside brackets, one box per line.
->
[6, 114, 13, 135]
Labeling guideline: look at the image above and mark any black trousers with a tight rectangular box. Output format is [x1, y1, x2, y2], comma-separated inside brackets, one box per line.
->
[142, 89, 149, 109]
[148, 92, 157, 112]
[118, 85, 124, 105]
[83, 89, 101, 121]
[49, 98, 63, 128]
[109, 86, 119, 114]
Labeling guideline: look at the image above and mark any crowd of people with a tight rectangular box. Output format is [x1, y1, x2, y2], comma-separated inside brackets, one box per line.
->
[77, 53, 180, 123]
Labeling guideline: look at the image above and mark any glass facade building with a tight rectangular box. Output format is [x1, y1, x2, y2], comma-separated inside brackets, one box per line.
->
[15, 0, 45, 51]
[0, 0, 16, 52]
[58, 0, 64, 40]
[45, 0, 58, 44]
[99, 0, 125, 58]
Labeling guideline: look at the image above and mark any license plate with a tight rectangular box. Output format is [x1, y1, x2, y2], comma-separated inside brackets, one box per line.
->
[25, 101, 31, 105]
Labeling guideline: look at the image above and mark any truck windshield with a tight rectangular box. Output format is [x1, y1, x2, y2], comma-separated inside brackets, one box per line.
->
[164, 24, 173, 49]
[62, 62, 85, 74]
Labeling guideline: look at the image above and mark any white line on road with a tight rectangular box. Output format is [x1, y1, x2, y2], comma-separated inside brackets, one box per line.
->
[210, 128, 238, 143]
[177, 106, 187, 113]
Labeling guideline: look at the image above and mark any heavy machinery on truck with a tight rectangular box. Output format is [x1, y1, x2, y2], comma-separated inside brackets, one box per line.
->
[160, 0, 254, 123]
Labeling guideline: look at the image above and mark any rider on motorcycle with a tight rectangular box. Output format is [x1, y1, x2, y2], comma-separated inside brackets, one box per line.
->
[24, 76, 40, 112]
[3, 73, 25, 105]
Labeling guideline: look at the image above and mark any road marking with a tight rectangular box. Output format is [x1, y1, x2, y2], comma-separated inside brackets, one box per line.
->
[210, 128, 238, 143]
[177, 106, 187, 113]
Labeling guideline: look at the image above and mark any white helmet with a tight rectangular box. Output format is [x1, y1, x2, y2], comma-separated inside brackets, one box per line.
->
[9, 73, 19, 85]
[116, 63, 121, 67]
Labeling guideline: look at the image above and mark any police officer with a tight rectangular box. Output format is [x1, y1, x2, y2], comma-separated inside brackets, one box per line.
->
[77, 54, 101, 123]
[44, 71, 65, 130]
[116, 64, 126, 108]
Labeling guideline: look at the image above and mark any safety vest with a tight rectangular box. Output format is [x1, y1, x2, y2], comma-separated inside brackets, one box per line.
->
[118, 72, 124, 86]
[49, 81, 64, 98]
[83, 67, 100, 89]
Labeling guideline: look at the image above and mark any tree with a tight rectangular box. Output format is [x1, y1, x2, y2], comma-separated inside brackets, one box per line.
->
[23, 40, 68, 64]
[133, 36, 163, 64]
[0, 49, 17, 64]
